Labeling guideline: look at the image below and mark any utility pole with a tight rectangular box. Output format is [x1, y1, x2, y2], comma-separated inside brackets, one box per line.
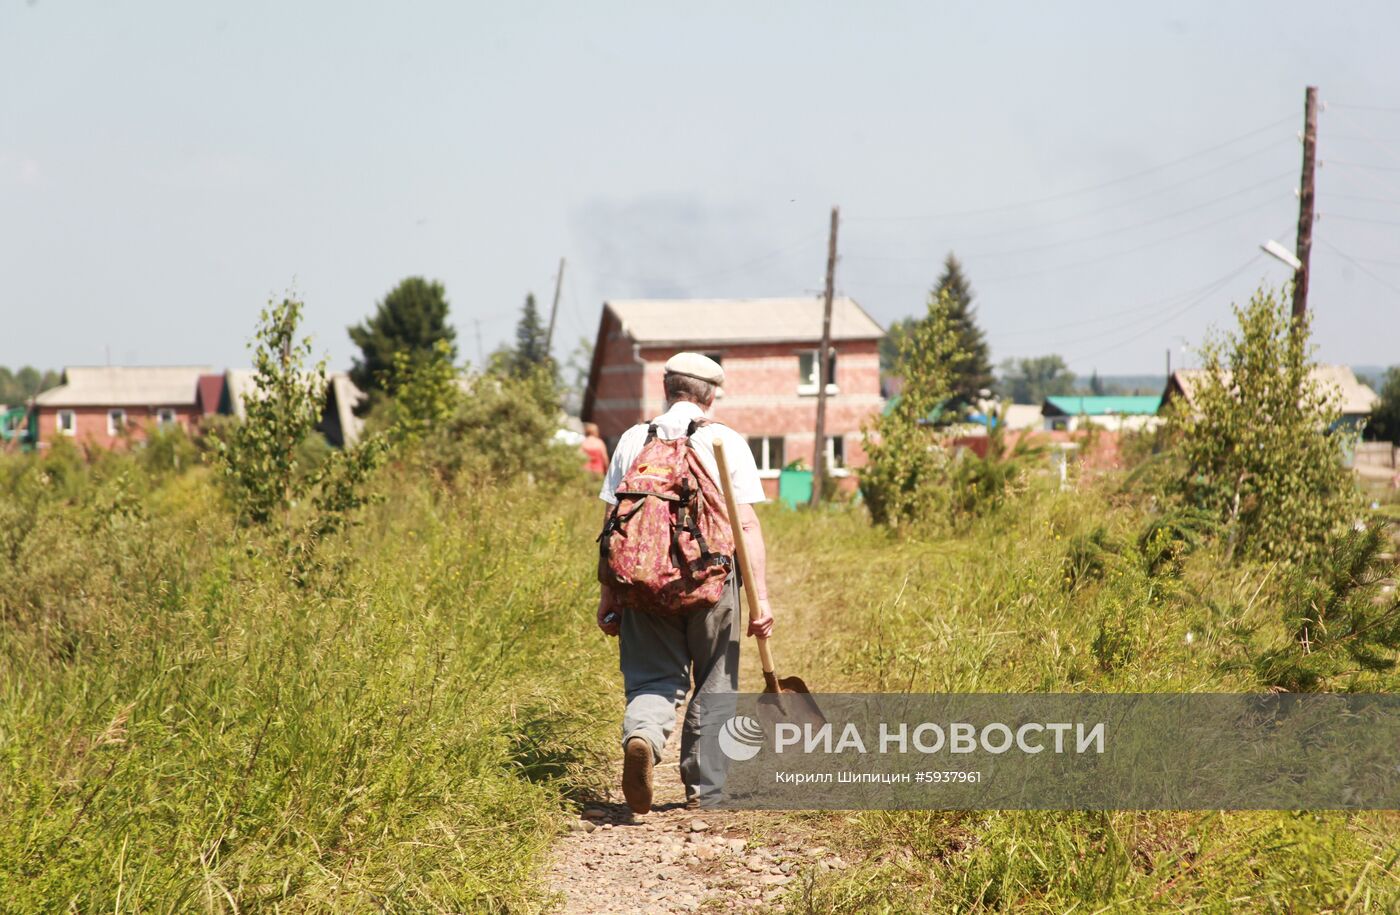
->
[473, 318, 484, 367]
[1165, 347, 1171, 380]
[810, 206, 840, 507]
[1292, 86, 1318, 326]
[545, 256, 566, 355]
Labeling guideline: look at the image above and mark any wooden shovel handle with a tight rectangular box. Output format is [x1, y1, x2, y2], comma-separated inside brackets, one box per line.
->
[712, 439, 777, 677]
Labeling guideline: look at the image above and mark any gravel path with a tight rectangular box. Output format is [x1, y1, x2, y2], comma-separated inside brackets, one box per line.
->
[546, 717, 848, 913]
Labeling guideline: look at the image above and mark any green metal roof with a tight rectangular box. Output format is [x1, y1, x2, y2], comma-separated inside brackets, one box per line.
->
[1042, 395, 1162, 416]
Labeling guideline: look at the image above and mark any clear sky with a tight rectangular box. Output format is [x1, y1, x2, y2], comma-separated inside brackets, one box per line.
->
[3, 1, 1398, 378]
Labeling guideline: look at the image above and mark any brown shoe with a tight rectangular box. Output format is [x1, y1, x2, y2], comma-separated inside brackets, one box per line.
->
[622, 737, 654, 814]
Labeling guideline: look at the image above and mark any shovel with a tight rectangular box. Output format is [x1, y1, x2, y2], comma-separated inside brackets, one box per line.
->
[713, 440, 825, 728]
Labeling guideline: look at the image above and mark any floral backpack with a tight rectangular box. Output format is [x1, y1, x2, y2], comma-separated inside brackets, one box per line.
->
[597, 419, 734, 614]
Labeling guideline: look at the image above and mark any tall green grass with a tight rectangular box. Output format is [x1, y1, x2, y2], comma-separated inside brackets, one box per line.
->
[761, 482, 1400, 912]
[0, 457, 615, 912]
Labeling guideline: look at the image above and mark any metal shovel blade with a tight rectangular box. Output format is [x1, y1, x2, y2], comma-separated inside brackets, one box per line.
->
[756, 673, 826, 729]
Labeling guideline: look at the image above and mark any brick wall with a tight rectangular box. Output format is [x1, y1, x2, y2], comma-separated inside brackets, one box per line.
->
[587, 330, 884, 479]
[35, 404, 201, 451]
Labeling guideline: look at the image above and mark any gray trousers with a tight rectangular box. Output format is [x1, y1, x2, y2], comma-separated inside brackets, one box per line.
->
[619, 576, 740, 805]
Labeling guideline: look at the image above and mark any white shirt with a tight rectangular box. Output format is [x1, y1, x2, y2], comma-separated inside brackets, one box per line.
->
[599, 401, 767, 506]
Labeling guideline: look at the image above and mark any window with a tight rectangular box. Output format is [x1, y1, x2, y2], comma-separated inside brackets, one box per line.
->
[107, 409, 127, 436]
[824, 435, 846, 470]
[57, 410, 76, 436]
[747, 436, 785, 475]
[797, 350, 838, 395]
[157, 407, 177, 428]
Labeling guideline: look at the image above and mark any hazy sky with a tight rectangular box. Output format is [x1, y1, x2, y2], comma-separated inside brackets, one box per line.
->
[4, 1, 1399, 377]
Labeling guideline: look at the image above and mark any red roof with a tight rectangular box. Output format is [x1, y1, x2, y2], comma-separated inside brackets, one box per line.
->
[196, 373, 225, 416]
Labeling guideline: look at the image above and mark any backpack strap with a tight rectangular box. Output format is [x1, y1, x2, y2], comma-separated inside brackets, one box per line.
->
[644, 423, 659, 443]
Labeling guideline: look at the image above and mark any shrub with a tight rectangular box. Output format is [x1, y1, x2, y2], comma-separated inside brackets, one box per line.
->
[212, 295, 329, 526]
[138, 424, 200, 478]
[1167, 286, 1358, 563]
[1062, 525, 1119, 593]
[1136, 507, 1215, 578]
[1253, 522, 1400, 690]
[860, 290, 961, 527]
[212, 295, 384, 549]
[414, 366, 580, 486]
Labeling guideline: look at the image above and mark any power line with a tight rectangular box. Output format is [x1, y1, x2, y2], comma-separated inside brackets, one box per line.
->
[847, 113, 1298, 223]
[994, 256, 1272, 340]
[1320, 239, 1400, 297]
[1322, 213, 1400, 228]
[1329, 103, 1400, 114]
[964, 170, 1293, 260]
[1326, 191, 1400, 207]
[846, 170, 1292, 263]
[1329, 159, 1400, 199]
[849, 137, 1292, 247]
[1330, 252, 1400, 269]
[1063, 254, 1265, 366]
[1329, 107, 1400, 166]
[1327, 159, 1400, 173]
[975, 197, 1282, 283]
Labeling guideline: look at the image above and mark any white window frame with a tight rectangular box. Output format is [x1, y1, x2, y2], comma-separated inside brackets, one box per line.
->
[797, 349, 838, 396]
[824, 434, 849, 476]
[57, 410, 76, 436]
[107, 408, 127, 436]
[748, 435, 785, 479]
[156, 407, 177, 428]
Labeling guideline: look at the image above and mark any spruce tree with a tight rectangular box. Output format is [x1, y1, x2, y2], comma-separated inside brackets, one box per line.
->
[933, 253, 994, 408]
[348, 277, 457, 398]
[1089, 369, 1105, 396]
[510, 293, 550, 377]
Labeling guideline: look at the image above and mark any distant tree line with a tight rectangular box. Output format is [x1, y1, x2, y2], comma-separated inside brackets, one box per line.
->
[0, 367, 60, 407]
[345, 275, 591, 418]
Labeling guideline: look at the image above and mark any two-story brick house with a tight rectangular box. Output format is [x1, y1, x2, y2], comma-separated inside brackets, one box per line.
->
[581, 297, 885, 498]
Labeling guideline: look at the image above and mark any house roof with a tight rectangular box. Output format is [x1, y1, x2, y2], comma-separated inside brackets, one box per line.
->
[325, 373, 366, 447]
[1042, 395, 1163, 416]
[1166, 366, 1379, 415]
[33, 366, 213, 408]
[222, 368, 365, 445]
[195, 373, 225, 415]
[1002, 403, 1045, 429]
[224, 369, 257, 419]
[604, 297, 884, 346]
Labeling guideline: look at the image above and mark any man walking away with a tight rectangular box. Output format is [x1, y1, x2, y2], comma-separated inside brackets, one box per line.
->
[596, 352, 774, 812]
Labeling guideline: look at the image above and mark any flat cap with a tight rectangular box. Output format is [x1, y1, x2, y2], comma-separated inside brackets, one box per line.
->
[664, 352, 724, 386]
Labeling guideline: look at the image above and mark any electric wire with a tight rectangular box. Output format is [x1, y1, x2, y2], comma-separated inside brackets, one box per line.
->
[993, 253, 1279, 340]
[975, 197, 1282, 283]
[847, 114, 1299, 223]
[1063, 254, 1266, 366]
[1323, 213, 1400, 229]
[846, 170, 1293, 263]
[847, 137, 1293, 247]
[1321, 239, 1400, 298]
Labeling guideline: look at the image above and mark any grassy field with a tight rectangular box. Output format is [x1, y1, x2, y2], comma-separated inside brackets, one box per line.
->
[2, 447, 1398, 912]
[761, 484, 1400, 912]
[0, 454, 618, 912]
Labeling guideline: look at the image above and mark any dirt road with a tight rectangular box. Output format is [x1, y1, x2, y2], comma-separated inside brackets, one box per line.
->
[545, 718, 849, 913]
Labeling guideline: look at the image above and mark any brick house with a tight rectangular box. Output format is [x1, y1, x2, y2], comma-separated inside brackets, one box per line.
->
[31, 365, 211, 450]
[581, 297, 885, 498]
